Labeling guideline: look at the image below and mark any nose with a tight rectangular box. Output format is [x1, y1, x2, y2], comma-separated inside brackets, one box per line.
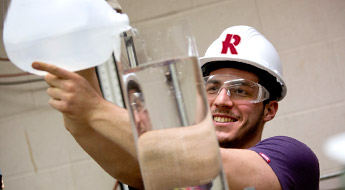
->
[212, 88, 234, 107]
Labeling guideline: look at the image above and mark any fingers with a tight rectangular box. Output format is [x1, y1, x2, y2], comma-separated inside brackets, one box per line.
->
[48, 98, 68, 113]
[32, 61, 101, 120]
[47, 87, 63, 100]
[36, 63, 79, 90]
[44, 73, 74, 91]
[44, 73, 60, 87]
[32, 62, 75, 79]
[47, 89, 75, 114]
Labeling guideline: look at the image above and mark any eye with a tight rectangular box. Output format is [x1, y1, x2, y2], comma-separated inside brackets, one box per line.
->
[231, 86, 251, 97]
[206, 84, 220, 94]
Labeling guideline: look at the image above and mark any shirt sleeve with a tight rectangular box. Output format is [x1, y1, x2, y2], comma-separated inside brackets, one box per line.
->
[249, 136, 320, 190]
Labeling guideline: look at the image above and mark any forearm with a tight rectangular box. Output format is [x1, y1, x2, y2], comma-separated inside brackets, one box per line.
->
[69, 68, 143, 188]
[33, 62, 143, 188]
[64, 98, 143, 188]
[75, 67, 138, 155]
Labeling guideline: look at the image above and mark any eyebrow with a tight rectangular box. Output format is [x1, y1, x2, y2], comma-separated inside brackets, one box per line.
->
[206, 79, 222, 85]
[224, 79, 252, 86]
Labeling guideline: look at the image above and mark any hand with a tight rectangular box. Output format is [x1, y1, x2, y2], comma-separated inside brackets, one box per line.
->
[32, 62, 103, 124]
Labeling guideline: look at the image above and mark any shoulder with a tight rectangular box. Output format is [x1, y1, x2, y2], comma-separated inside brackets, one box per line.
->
[249, 136, 320, 190]
[252, 136, 310, 150]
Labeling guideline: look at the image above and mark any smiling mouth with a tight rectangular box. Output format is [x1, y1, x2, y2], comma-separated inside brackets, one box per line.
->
[213, 116, 236, 123]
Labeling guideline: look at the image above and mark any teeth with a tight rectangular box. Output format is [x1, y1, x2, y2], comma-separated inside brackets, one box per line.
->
[214, 116, 235, 123]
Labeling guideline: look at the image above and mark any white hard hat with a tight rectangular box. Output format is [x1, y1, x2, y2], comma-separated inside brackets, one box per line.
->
[199, 25, 287, 101]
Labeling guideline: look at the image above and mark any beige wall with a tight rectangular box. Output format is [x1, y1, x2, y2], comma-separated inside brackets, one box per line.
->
[1, 0, 345, 189]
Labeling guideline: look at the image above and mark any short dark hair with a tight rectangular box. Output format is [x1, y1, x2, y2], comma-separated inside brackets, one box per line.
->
[201, 61, 282, 102]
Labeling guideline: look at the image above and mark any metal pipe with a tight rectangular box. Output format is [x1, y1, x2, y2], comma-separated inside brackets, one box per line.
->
[123, 32, 139, 68]
[166, 62, 189, 126]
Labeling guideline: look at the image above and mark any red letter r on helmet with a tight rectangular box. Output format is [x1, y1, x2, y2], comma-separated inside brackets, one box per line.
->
[221, 34, 241, 55]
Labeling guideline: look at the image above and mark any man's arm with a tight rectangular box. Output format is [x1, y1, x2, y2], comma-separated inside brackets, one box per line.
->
[66, 100, 143, 188]
[32, 62, 144, 189]
[32, 62, 282, 189]
[220, 148, 281, 190]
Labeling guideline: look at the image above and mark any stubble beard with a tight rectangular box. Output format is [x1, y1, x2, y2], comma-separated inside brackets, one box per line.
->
[218, 110, 265, 149]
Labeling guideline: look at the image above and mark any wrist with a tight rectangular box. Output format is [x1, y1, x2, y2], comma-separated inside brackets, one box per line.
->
[63, 97, 107, 136]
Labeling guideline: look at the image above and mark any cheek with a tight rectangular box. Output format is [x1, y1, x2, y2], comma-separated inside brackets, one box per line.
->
[237, 105, 257, 118]
[207, 99, 213, 107]
[240, 105, 263, 121]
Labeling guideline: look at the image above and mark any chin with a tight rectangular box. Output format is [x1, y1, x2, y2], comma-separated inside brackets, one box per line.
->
[216, 131, 232, 143]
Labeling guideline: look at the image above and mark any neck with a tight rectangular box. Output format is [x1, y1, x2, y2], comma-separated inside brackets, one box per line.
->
[219, 130, 263, 149]
[241, 132, 262, 149]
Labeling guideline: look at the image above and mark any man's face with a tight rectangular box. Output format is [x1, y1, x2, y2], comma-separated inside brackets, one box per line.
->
[207, 68, 266, 148]
[129, 90, 152, 136]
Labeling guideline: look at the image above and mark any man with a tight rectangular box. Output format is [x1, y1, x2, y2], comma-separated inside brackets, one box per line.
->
[199, 26, 319, 189]
[32, 25, 319, 189]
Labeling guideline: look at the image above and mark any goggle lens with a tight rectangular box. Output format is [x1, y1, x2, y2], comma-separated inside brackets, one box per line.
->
[204, 74, 270, 103]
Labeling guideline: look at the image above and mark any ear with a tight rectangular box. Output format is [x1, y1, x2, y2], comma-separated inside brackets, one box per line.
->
[263, 101, 278, 122]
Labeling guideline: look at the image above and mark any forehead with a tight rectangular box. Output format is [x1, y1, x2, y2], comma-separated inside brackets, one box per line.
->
[209, 68, 259, 83]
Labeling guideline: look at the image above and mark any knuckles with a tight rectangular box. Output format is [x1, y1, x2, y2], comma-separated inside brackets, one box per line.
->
[44, 71, 96, 120]
[64, 93, 76, 103]
[59, 101, 72, 114]
[49, 98, 73, 114]
[62, 81, 75, 92]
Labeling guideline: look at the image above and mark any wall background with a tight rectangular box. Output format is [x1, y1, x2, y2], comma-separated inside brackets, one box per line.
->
[1, 0, 345, 189]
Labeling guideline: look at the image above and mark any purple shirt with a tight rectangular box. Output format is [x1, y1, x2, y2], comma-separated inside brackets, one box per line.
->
[249, 136, 320, 190]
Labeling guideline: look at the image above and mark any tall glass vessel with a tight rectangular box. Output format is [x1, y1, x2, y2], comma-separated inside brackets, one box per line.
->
[117, 20, 228, 190]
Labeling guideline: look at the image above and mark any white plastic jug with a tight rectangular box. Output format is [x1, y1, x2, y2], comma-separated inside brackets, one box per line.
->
[3, 0, 129, 75]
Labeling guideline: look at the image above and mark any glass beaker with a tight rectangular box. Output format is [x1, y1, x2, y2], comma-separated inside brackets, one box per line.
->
[117, 20, 228, 190]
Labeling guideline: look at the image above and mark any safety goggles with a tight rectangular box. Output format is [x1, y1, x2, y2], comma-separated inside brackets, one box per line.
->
[130, 92, 146, 112]
[203, 74, 270, 104]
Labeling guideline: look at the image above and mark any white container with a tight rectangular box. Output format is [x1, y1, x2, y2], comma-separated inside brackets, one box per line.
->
[3, 0, 129, 75]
